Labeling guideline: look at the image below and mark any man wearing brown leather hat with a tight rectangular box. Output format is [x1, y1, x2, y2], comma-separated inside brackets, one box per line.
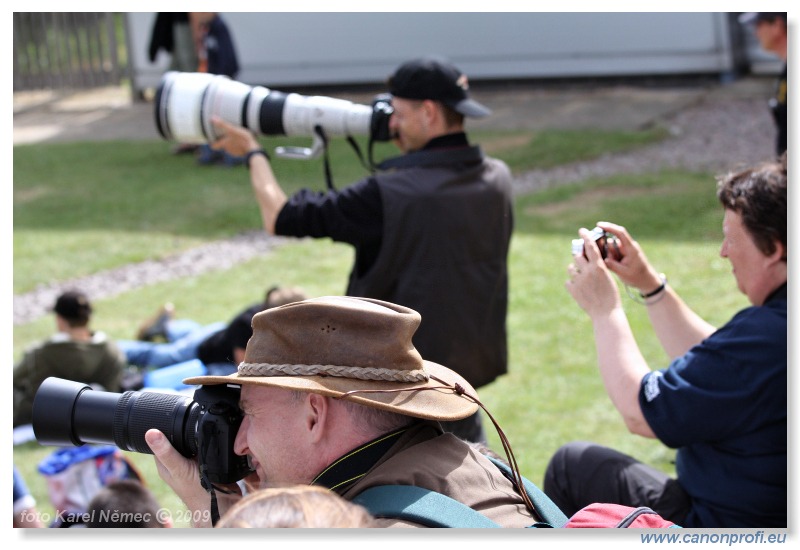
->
[145, 296, 537, 528]
[211, 56, 514, 444]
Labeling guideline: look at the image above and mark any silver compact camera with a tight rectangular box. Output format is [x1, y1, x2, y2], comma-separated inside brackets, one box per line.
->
[571, 227, 622, 261]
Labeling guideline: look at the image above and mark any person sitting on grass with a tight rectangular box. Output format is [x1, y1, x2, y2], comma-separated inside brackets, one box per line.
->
[117, 286, 308, 375]
[546, 153, 787, 528]
[14, 290, 126, 427]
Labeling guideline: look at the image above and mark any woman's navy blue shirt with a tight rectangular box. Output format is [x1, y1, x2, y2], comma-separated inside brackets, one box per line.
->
[639, 284, 787, 528]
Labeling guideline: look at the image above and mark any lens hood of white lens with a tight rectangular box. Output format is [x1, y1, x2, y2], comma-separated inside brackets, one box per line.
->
[202, 76, 252, 141]
[165, 72, 217, 144]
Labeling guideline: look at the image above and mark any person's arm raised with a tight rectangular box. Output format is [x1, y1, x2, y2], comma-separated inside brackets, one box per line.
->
[598, 221, 716, 358]
[210, 116, 287, 234]
[566, 228, 654, 438]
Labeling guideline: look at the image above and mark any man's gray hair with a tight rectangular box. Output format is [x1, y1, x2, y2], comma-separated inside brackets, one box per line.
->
[289, 390, 412, 435]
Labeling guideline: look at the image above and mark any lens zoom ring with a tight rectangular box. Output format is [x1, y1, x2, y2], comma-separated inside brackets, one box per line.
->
[113, 392, 194, 455]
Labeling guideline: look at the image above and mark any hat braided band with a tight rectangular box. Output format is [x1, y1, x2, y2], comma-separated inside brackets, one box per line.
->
[238, 362, 429, 383]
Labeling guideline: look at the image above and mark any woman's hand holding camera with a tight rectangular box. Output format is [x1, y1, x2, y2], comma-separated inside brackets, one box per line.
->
[567, 221, 666, 316]
[594, 221, 664, 296]
[566, 227, 623, 318]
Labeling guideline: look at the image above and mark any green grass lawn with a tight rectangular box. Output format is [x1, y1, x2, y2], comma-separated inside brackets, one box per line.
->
[14, 127, 747, 527]
[12, 127, 665, 294]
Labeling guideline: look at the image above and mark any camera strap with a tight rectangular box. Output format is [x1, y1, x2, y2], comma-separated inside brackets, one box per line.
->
[197, 422, 239, 526]
[197, 425, 223, 525]
[346, 135, 375, 174]
[338, 373, 536, 518]
[312, 125, 337, 192]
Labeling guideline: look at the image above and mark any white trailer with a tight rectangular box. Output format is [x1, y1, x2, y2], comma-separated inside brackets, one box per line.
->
[126, 12, 771, 95]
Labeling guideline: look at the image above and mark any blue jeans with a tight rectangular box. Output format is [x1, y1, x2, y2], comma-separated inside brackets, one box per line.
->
[117, 319, 226, 368]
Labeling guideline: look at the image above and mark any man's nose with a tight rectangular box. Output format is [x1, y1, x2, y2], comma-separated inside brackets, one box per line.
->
[233, 415, 249, 456]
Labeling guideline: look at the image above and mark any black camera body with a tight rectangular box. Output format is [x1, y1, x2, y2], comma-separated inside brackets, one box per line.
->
[370, 93, 394, 142]
[32, 377, 253, 485]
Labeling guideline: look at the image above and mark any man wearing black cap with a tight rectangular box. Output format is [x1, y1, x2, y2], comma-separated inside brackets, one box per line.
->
[739, 12, 787, 156]
[13, 290, 127, 427]
[212, 56, 513, 443]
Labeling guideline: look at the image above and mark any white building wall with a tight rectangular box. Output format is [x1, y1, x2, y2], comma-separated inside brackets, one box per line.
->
[127, 12, 736, 93]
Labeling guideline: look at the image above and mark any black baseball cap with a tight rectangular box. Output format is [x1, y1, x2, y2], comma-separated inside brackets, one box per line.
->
[387, 56, 491, 118]
[738, 12, 787, 25]
[53, 290, 92, 322]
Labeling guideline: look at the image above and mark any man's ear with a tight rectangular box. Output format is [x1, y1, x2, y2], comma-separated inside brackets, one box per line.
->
[305, 393, 329, 443]
[421, 99, 442, 128]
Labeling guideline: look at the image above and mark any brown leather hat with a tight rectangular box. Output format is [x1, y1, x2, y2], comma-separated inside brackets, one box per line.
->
[184, 296, 479, 421]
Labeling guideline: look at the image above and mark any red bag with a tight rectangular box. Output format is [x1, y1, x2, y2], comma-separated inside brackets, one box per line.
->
[565, 503, 679, 528]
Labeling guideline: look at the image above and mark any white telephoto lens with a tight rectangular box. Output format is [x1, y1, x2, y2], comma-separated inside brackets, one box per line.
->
[281, 94, 373, 137]
[164, 72, 216, 143]
[201, 76, 252, 141]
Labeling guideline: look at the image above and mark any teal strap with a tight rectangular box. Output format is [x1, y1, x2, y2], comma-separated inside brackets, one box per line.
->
[486, 456, 569, 528]
[353, 485, 501, 528]
[351, 457, 569, 528]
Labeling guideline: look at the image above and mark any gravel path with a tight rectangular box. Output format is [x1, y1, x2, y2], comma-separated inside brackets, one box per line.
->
[12, 96, 775, 325]
[512, 97, 773, 194]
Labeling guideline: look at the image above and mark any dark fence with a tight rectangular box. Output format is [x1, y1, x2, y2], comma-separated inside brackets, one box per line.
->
[13, 12, 127, 92]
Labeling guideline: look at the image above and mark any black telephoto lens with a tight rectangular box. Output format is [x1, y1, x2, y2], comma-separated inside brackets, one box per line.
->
[32, 377, 200, 458]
